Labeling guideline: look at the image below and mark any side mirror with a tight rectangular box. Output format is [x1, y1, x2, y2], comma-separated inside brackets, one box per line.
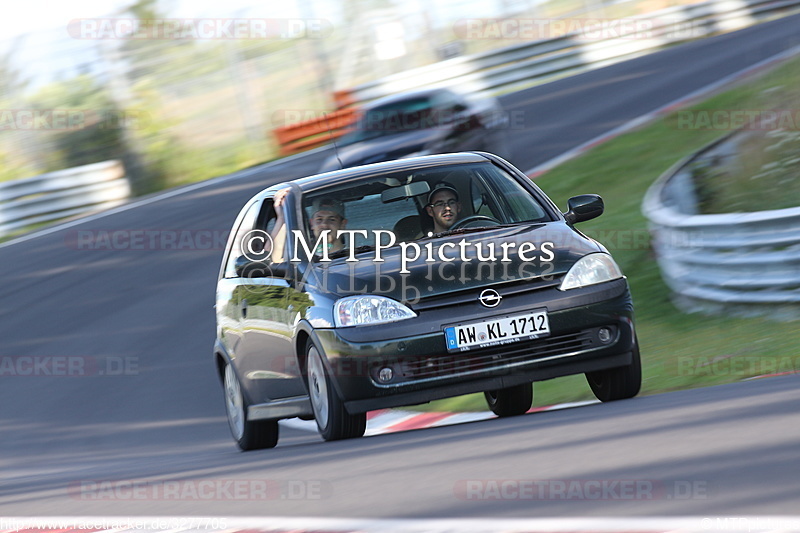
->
[234, 256, 289, 279]
[564, 194, 604, 224]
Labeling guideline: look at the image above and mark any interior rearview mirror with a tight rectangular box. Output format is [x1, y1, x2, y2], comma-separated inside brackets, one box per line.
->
[381, 181, 431, 203]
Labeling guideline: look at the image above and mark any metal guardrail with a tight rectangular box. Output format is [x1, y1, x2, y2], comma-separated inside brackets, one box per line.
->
[642, 135, 800, 312]
[335, 0, 800, 104]
[0, 160, 131, 238]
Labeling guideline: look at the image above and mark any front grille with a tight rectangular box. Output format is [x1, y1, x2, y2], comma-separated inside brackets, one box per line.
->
[393, 328, 603, 382]
[412, 275, 564, 312]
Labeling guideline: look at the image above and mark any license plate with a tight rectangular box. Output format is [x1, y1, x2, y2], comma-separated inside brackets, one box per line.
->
[444, 310, 550, 352]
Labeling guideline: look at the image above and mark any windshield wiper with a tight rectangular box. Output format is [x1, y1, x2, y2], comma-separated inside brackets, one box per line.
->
[422, 223, 521, 240]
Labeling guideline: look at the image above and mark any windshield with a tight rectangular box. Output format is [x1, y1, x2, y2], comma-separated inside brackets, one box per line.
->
[339, 97, 435, 145]
[299, 162, 553, 258]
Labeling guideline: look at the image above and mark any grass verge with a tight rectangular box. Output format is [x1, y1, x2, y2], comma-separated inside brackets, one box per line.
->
[412, 54, 800, 413]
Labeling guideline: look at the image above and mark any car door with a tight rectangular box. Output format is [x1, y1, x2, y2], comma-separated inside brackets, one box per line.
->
[218, 199, 261, 397]
[233, 196, 306, 402]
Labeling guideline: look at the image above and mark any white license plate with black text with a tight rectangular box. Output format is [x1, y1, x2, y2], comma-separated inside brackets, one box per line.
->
[444, 310, 550, 352]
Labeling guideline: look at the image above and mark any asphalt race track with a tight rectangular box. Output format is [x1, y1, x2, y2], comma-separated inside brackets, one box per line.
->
[1, 14, 799, 518]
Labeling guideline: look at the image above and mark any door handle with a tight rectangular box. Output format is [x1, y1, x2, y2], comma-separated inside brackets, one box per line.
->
[240, 299, 248, 318]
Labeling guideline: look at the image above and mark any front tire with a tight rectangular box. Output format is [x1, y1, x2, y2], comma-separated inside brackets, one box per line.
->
[586, 336, 642, 402]
[224, 362, 279, 451]
[307, 342, 366, 441]
[484, 383, 533, 417]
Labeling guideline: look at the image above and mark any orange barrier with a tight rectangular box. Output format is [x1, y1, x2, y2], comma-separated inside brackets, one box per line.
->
[333, 89, 356, 109]
[272, 105, 359, 156]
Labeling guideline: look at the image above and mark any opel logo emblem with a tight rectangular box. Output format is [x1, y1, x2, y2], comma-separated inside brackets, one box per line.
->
[478, 289, 502, 308]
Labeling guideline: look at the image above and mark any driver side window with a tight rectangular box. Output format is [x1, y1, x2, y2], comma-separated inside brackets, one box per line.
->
[262, 200, 286, 263]
[224, 200, 262, 278]
[224, 198, 284, 278]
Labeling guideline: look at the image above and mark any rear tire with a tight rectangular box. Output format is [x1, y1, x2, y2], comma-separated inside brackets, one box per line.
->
[307, 342, 366, 441]
[484, 383, 533, 417]
[224, 362, 279, 451]
[586, 336, 642, 402]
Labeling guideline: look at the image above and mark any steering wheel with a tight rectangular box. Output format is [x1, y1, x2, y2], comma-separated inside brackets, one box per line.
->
[450, 215, 501, 230]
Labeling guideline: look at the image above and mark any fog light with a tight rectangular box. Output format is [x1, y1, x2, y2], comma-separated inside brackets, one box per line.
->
[378, 367, 394, 383]
[598, 327, 613, 344]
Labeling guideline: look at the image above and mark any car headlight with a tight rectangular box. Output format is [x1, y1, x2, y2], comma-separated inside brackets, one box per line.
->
[559, 253, 623, 291]
[334, 295, 417, 327]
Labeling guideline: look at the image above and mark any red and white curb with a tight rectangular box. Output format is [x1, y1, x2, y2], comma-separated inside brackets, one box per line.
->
[282, 370, 799, 436]
[280, 400, 599, 435]
[3, 516, 800, 533]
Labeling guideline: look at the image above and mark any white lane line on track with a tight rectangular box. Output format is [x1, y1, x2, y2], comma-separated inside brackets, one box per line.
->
[0, 145, 330, 250]
[4, 516, 800, 532]
[525, 44, 800, 178]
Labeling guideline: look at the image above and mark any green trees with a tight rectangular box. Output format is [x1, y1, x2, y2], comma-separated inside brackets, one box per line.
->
[28, 75, 126, 171]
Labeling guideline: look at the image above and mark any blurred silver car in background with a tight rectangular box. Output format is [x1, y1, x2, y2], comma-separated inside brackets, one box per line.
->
[319, 87, 508, 172]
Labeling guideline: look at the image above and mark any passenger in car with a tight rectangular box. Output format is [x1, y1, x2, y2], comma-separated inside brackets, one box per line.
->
[258, 187, 288, 262]
[263, 190, 348, 260]
[310, 197, 348, 254]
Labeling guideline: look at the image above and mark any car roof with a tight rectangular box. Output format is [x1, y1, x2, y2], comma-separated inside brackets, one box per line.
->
[262, 152, 493, 198]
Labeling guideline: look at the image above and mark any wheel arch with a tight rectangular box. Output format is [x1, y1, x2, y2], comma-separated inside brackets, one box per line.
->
[293, 322, 348, 400]
[295, 330, 311, 382]
[213, 338, 232, 384]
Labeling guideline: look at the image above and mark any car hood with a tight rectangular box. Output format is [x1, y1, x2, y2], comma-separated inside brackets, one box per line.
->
[306, 222, 602, 303]
[319, 129, 445, 171]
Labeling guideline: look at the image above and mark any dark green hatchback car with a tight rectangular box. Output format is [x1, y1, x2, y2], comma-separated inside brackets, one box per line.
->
[215, 152, 641, 450]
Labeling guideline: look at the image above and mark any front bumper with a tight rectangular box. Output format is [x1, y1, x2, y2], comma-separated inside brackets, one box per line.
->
[313, 278, 635, 413]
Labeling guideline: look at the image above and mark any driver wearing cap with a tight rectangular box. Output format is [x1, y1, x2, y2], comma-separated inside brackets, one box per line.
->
[425, 182, 462, 233]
